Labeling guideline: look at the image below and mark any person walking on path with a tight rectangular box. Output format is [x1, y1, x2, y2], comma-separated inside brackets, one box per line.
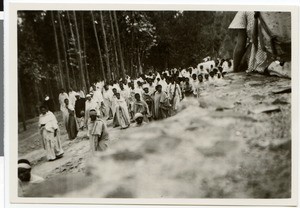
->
[38, 105, 64, 161]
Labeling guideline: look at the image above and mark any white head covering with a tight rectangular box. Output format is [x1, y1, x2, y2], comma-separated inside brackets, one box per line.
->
[18, 163, 31, 169]
[134, 113, 143, 120]
[142, 83, 150, 89]
[68, 105, 75, 111]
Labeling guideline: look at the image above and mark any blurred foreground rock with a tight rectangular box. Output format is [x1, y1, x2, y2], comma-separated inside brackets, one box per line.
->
[24, 73, 291, 198]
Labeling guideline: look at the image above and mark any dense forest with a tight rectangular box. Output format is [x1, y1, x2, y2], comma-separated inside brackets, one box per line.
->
[18, 11, 236, 121]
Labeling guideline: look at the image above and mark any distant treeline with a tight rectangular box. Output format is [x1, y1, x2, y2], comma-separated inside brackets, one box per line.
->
[18, 10, 236, 121]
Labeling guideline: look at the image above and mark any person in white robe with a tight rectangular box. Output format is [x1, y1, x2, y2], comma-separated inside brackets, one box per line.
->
[87, 109, 109, 153]
[111, 88, 118, 117]
[135, 82, 144, 98]
[128, 83, 137, 119]
[112, 82, 121, 92]
[168, 78, 182, 112]
[158, 78, 168, 93]
[133, 93, 150, 122]
[209, 71, 216, 83]
[148, 80, 156, 95]
[164, 70, 170, 77]
[68, 88, 77, 107]
[190, 74, 199, 97]
[112, 93, 131, 129]
[142, 87, 154, 120]
[196, 74, 204, 98]
[85, 94, 99, 126]
[38, 106, 64, 161]
[89, 85, 94, 93]
[58, 89, 69, 112]
[96, 81, 105, 91]
[197, 60, 216, 73]
[119, 82, 130, 106]
[202, 73, 210, 88]
[154, 72, 161, 85]
[153, 85, 170, 120]
[93, 88, 105, 117]
[137, 76, 144, 83]
[102, 85, 114, 119]
[180, 68, 188, 78]
[192, 67, 198, 76]
[60, 98, 70, 131]
[123, 80, 130, 91]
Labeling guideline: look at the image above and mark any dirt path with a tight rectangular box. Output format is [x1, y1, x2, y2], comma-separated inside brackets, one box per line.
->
[19, 72, 291, 198]
[19, 117, 122, 178]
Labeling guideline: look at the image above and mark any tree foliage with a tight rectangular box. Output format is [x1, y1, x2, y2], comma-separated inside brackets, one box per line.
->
[18, 10, 236, 120]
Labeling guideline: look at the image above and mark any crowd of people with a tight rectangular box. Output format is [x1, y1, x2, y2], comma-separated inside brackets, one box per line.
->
[37, 58, 233, 161]
[18, 11, 291, 197]
[35, 11, 291, 163]
[18, 56, 233, 196]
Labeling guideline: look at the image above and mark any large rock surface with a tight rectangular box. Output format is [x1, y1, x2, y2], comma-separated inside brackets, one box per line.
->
[24, 73, 291, 199]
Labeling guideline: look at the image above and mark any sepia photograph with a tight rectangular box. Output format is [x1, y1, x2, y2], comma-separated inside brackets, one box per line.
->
[9, 3, 297, 205]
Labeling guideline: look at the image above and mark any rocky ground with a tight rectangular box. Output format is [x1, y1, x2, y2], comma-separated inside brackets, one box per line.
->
[18, 72, 291, 199]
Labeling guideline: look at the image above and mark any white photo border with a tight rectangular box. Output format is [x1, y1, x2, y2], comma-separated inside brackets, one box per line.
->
[6, 2, 299, 206]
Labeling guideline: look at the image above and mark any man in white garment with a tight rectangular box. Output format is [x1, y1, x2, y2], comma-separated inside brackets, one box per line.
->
[158, 75, 168, 93]
[102, 84, 114, 119]
[85, 94, 98, 126]
[58, 88, 69, 112]
[168, 77, 182, 112]
[190, 74, 199, 97]
[119, 82, 130, 105]
[68, 88, 77, 107]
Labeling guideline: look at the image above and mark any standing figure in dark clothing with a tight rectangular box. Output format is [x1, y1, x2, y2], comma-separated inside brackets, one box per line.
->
[74, 93, 86, 130]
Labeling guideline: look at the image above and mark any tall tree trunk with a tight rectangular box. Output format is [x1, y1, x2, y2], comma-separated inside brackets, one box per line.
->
[73, 11, 87, 93]
[112, 11, 125, 80]
[67, 11, 81, 90]
[38, 85, 44, 103]
[137, 46, 143, 75]
[91, 11, 106, 82]
[57, 11, 70, 90]
[81, 12, 90, 89]
[109, 39, 117, 79]
[62, 14, 77, 90]
[109, 11, 119, 80]
[34, 83, 40, 117]
[18, 77, 26, 131]
[99, 11, 112, 81]
[130, 56, 133, 77]
[46, 78, 56, 111]
[51, 11, 64, 90]
[130, 11, 135, 78]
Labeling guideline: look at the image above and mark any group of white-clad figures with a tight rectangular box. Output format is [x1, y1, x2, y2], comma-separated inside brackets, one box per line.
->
[37, 57, 233, 161]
